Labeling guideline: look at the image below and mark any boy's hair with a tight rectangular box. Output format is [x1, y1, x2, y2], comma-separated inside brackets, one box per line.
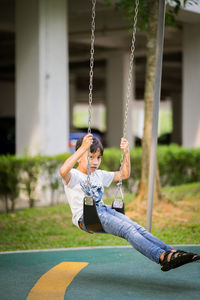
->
[75, 136, 104, 155]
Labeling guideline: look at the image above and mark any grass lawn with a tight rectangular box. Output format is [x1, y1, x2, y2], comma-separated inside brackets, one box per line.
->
[0, 182, 199, 251]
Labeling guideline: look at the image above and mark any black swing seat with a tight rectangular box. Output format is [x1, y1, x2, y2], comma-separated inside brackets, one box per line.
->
[83, 196, 125, 234]
[83, 196, 104, 233]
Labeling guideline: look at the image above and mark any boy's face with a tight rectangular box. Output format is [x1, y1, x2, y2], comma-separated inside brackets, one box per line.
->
[77, 148, 102, 174]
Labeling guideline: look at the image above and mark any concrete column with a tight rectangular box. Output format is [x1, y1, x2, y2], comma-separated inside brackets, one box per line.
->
[16, 0, 69, 156]
[182, 23, 200, 148]
[106, 51, 134, 148]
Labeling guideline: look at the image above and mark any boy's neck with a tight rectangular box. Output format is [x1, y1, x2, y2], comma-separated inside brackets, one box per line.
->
[77, 166, 88, 174]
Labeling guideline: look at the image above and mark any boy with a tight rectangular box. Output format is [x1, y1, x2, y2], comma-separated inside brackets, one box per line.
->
[60, 134, 199, 272]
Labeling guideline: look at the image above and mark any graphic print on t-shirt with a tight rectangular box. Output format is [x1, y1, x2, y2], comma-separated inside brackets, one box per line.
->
[80, 181, 103, 206]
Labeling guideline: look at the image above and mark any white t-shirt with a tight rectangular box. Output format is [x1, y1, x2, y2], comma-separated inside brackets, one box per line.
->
[63, 168, 115, 227]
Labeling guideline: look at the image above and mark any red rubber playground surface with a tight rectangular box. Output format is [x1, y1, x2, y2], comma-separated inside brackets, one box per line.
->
[0, 245, 200, 300]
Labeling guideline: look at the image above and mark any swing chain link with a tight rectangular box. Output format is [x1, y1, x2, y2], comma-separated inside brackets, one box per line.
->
[87, 0, 96, 190]
[86, 0, 139, 193]
[118, 0, 139, 187]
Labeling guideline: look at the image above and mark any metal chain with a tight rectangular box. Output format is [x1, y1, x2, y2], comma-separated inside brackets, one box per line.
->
[87, 0, 96, 190]
[118, 0, 139, 187]
[86, 0, 139, 192]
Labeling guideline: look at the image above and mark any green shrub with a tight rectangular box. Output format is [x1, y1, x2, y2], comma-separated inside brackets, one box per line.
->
[101, 147, 141, 190]
[0, 154, 69, 211]
[0, 156, 20, 212]
[0, 146, 200, 211]
[158, 145, 200, 186]
[40, 154, 69, 205]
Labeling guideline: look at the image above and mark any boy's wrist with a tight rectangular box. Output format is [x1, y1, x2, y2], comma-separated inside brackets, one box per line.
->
[124, 148, 129, 155]
[80, 144, 89, 153]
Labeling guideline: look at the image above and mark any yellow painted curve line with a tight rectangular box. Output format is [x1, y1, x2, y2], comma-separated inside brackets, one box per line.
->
[26, 262, 88, 300]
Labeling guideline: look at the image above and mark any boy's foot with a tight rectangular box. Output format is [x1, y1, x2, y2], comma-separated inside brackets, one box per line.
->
[160, 250, 200, 272]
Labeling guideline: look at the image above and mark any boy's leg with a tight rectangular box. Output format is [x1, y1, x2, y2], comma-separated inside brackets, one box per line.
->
[97, 206, 164, 263]
[106, 206, 172, 252]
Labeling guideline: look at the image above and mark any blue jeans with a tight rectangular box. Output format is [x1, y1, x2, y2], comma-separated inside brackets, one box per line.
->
[79, 205, 172, 264]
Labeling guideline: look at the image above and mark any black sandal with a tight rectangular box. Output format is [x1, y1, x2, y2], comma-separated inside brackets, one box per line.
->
[160, 250, 200, 272]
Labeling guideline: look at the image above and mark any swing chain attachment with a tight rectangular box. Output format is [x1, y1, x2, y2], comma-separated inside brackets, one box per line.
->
[112, 182, 125, 214]
[115, 182, 124, 200]
[118, 0, 139, 186]
[86, 0, 96, 191]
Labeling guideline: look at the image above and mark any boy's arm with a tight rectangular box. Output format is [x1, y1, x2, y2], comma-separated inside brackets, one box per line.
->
[113, 138, 131, 182]
[60, 134, 93, 184]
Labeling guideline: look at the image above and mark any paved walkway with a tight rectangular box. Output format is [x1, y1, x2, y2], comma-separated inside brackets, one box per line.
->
[0, 245, 200, 300]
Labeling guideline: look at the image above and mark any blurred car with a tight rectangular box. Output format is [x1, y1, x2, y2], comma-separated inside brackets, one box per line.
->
[68, 131, 103, 153]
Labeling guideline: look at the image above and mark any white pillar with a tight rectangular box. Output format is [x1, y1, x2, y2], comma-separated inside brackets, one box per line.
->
[106, 51, 134, 148]
[16, 0, 69, 156]
[182, 23, 200, 148]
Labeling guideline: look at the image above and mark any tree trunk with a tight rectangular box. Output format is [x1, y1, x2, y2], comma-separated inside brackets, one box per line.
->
[11, 196, 15, 211]
[5, 194, 9, 213]
[136, 0, 162, 204]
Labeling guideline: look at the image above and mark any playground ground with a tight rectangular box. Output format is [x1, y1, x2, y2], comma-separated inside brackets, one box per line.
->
[0, 245, 200, 300]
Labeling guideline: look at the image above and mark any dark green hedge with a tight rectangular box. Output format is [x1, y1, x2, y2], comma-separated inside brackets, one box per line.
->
[0, 154, 69, 212]
[102, 145, 200, 186]
[0, 145, 200, 212]
[158, 145, 200, 186]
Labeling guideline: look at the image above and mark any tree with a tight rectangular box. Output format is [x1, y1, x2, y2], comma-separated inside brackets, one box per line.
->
[137, 0, 161, 204]
[106, 0, 195, 204]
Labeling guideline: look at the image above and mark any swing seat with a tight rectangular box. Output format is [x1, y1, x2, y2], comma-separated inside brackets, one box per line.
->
[83, 196, 125, 234]
[83, 196, 105, 233]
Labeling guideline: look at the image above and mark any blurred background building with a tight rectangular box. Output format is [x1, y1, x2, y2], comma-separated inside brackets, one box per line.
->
[0, 0, 200, 155]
